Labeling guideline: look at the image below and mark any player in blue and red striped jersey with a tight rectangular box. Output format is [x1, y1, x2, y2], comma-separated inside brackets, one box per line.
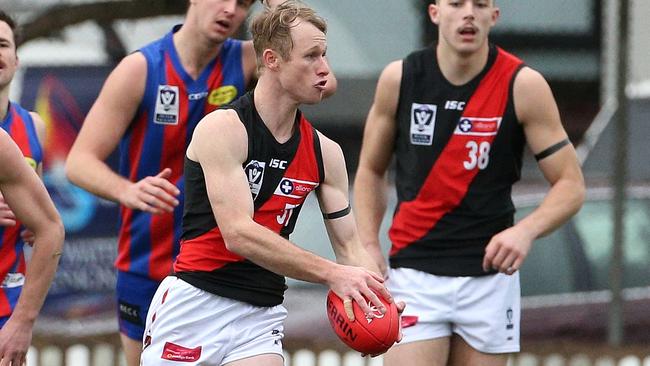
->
[353, 1, 585, 366]
[0, 10, 65, 365]
[64, 1, 335, 365]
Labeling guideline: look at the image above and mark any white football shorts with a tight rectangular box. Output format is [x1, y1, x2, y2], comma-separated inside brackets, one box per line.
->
[140, 276, 287, 365]
[387, 267, 520, 354]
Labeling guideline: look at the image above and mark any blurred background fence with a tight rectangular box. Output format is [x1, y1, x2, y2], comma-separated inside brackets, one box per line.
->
[3, 0, 650, 364]
[24, 338, 650, 366]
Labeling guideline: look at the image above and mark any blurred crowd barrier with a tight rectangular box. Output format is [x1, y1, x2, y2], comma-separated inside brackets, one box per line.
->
[26, 334, 650, 366]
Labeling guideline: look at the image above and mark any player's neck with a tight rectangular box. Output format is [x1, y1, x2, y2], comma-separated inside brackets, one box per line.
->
[253, 76, 298, 144]
[173, 26, 223, 80]
[0, 90, 9, 122]
[436, 42, 490, 86]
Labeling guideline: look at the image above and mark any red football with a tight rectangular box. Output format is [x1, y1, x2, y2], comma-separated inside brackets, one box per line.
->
[326, 290, 399, 355]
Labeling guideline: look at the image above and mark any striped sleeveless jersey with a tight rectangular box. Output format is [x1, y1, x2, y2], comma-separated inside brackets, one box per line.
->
[0, 102, 43, 318]
[116, 26, 246, 281]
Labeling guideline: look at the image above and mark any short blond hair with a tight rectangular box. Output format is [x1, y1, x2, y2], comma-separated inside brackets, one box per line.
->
[251, 0, 327, 69]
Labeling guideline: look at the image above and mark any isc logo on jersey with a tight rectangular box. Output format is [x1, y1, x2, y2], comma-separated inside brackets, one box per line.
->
[245, 160, 266, 200]
[154, 85, 180, 125]
[274, 178, 318, 199]
[270, 158, 287, 169]
[454, 117, 501, 136]
[410, 103, 436, 146]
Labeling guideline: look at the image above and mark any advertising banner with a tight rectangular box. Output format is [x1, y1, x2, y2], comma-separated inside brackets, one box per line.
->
[20, 66, 119, 335]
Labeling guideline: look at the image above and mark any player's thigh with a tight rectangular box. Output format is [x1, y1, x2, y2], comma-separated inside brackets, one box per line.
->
[448, 334, 509, 366]
[384, 338, 450, 366]
[119, 334, 143, 366]
[223, 353, 284, 366]
[453, 273, 520, 354]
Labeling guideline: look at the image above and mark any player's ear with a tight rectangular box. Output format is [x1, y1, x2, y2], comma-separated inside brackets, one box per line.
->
[263, 49, 280, 71]
[491, 7, 500, 26]
[428, 3, 440, 25]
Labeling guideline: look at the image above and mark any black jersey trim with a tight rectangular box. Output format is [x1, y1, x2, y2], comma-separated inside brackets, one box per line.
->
[322, 204, 351, 220]
[534, 138, 571, 161]
[175, 263, 286, 307]
[313, 129, 325, 184]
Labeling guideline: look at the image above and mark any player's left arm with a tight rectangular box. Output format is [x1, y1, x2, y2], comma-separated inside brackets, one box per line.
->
[316, 132, 380, 275]
[317, 132, 406, 333]
[0, 130, 64, 365]
[483, 67, 585, 274]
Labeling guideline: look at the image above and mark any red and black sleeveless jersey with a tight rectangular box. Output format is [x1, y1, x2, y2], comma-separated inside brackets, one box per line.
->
[388, 45, 526, 276]
[174, 92, 325, 306]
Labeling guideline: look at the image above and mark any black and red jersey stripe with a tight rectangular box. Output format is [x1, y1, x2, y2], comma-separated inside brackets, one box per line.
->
[388, 45, 526, 276]
[174, 92, 324, 306]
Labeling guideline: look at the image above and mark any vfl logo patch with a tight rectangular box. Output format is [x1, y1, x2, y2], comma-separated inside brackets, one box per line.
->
[245, 160, 266, 200]
[274, 178, 318, 199]
[454, 117, 501, 136]
[154, 85, 180, 125]
[410, 103, 437, 146]
[208, 85, 238, 106]
[161, 342, 202, 362]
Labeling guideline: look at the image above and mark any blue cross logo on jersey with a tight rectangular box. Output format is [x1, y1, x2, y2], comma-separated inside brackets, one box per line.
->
[280, 179, 294, 195]
[459, 118, 473, 132]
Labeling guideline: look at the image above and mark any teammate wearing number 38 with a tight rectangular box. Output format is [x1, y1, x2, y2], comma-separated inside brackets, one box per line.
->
[353, 1, 585, 365]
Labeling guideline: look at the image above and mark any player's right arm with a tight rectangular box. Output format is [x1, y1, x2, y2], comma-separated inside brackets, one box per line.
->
[0, 130, 64, 366]
[187, 110, 388, 316]
[352, 60, 402, 276]
[65, 53, 179, 214]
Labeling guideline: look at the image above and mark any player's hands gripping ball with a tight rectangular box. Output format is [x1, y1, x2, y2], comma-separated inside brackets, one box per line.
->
[326, 290, 399, 355]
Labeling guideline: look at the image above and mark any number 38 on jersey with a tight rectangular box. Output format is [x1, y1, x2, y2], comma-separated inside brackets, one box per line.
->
[453, 117, 501, 171]
[464, 140, 491, 170]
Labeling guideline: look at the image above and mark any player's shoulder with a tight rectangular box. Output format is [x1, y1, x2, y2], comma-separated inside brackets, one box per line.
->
[99, 52, 148, 87]
[197, 109, 243, 135]
[240, 40, 257, 84]
[0, 129, 24, 174]
[190, 108, 247, 159]
[28, 111, 44, 125]
[378, 60, 403, 86]
[513, 66, 551, 96]
[118, 52, 148, 72]
[99, 52, 148, 96]
[0, 128, 11, 145]
[28, 111, 46, 141]
[315, 130, 344, 162]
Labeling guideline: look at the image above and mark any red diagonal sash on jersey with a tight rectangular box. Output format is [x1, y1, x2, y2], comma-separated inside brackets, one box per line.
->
[174, 116, 320, 272]
[254, 116, 320, 234]
[389, 51, 522, 255]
